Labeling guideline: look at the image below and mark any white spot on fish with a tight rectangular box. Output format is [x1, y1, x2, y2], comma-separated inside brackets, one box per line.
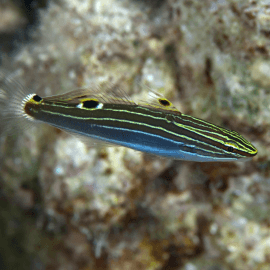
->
[96, 103, 103, 109]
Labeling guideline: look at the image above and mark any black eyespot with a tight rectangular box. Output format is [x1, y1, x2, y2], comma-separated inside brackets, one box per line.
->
[158, 98, 170, 106]
[227, 146, 234, 153]
[83, 100, 99, 108]
[33, 95, 42, 102]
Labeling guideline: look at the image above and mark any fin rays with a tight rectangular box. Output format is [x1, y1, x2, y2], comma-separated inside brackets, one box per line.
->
[44, 82, 136, 106]
[0, 71, 35, 135]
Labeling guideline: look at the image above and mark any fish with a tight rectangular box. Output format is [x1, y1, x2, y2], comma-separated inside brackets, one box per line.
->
[0, 72, 257, 162]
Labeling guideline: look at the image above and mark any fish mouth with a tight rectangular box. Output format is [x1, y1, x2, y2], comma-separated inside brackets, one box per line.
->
[249, 148, 258, 156]
[242, 149, 257, 159]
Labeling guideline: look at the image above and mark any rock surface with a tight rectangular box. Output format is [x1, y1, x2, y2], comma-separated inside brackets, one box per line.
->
[0, 0, 268, 269]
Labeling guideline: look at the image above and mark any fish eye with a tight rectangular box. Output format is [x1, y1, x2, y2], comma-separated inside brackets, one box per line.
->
[225, 141, 238, 153]
[33, 95, 42, 102]
[158, 98, 171, 107]
[83, 100, 99, 108]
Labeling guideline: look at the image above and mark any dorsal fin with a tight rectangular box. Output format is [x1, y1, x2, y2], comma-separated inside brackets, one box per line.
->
[138, 89, 181, 115]
[44, 82, 136, 106]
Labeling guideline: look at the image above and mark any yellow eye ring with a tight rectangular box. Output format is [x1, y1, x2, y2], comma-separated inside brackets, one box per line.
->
[158, 98, 171, 107]
[32, 95, 42, 102]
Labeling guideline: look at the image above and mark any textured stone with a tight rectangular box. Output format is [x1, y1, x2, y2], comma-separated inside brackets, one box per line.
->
[0, 0, 267, 269]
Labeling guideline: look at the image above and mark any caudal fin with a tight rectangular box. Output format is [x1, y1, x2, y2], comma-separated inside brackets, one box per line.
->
[0, 71, 35, 135]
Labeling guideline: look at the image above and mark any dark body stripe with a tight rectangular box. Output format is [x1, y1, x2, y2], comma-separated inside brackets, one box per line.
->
[25, 101, 255, 160]
[41, 101, 254, 153]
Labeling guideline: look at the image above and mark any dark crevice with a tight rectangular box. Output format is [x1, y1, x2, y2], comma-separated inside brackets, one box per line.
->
[0, 0, 48, 57]
[205, 57, 213, 86]
[152, 162, 180, 193]
[164, 42, 184, 98]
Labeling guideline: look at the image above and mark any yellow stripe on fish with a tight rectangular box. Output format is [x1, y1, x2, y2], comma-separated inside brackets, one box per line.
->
[0, 73, 257, 162]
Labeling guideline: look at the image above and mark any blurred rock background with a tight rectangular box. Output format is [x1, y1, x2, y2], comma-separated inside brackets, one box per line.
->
[0, 0, 268, 269]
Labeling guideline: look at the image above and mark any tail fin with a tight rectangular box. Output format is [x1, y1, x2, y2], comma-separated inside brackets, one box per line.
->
[0, 71, 35, 135]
